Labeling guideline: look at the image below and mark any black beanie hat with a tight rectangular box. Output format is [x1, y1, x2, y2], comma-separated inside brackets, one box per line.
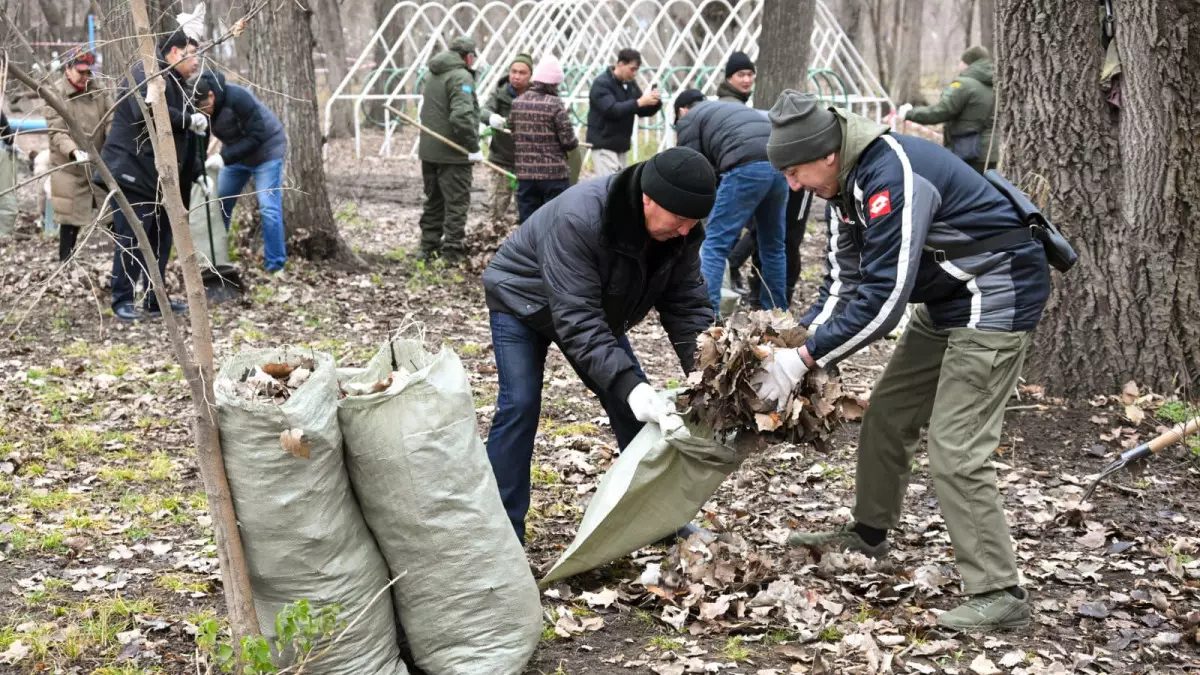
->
[673, 88, 707, 125]
[640, 147, 716, 220]
[725, 51, 755, 79]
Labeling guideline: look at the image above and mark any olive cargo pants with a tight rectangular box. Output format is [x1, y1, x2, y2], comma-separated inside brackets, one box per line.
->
[419, 161, 473, 254]
[854, 305, 1030, 594]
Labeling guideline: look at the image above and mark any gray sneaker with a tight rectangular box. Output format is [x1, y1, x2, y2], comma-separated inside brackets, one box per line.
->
[937, 588, 1031, 632]
[787, 522, 889, 559]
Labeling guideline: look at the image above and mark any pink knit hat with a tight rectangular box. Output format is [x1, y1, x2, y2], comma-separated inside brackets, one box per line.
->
[532, 55, 564, 85]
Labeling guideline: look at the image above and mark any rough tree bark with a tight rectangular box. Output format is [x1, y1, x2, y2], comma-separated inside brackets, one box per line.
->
[312, 0, 352, 138]
[37, 0, 68, 40]
[889, 0, 924, 105]
[247, 0, 357, 263]
[960, 0, 975, 52]
[755, 0, 816, 109]
[996, 0, 1200, 396]
[978, 0, 995, 54]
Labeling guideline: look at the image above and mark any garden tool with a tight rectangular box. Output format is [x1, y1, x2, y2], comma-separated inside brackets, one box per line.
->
[386, 106, 517, 185]
[1082, 416, 1200, 501]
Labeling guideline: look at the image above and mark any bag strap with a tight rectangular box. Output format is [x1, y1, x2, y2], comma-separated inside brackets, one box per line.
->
[926, 227, 1033, 263]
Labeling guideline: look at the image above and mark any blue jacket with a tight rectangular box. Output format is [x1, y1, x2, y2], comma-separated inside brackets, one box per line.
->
[800, 130, 1049, 368]
[205, 72, 286, 167]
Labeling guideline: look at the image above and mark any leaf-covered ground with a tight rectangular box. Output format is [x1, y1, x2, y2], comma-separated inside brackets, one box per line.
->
[1, 133, 1198, 674]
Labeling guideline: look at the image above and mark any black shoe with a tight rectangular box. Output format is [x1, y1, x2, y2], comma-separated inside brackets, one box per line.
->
[113, 302, 141, 323]
[415, 248, 439, 262]
[145, 299, 188, 317]
[441, 247, 467, 265]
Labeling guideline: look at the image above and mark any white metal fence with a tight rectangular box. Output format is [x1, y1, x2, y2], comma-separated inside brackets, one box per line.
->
[326, 0, 892, 159]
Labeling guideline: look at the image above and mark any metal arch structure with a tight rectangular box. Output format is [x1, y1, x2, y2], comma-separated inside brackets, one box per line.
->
[326, 0, 892, 159]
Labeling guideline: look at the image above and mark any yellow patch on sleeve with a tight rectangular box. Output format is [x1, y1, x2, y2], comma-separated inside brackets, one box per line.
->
[950, 81, 963, 88]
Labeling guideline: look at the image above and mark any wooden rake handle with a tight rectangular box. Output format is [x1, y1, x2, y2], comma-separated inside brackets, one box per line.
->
[385, 105, 515, 180]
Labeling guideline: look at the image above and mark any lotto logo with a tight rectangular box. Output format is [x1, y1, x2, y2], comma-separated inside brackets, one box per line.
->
[868, 190, 892, 217]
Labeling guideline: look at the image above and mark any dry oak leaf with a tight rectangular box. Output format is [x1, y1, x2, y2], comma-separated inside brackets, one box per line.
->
[262, 362, 295, 379]
[280, 429, 312, 459]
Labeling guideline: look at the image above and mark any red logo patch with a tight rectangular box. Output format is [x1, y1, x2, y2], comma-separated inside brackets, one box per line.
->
[868, 190, 892, 218]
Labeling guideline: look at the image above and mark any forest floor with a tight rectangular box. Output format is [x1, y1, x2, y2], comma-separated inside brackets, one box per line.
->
[1, 132, 1198, 674]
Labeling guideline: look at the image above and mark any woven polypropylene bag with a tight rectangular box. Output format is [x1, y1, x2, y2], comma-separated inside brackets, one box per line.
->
[338, 340, 542, 675]
[216, 348, 408, 675]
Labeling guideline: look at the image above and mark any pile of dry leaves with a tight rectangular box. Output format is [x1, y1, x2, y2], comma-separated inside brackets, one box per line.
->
[219, 357, 315, 402]
[679, 311, 866, 448]
[465, 215, 518, 272]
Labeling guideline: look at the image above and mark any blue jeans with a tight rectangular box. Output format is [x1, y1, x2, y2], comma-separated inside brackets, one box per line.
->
[111, 199, 173, 310]
[485, 310, 646, 543]
[516, 178, 569, 223]
[217, 158, 287, 271]
[700, 161, 789, 311]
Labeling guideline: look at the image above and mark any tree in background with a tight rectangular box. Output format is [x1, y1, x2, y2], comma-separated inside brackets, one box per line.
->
[996, 0, 1199, 396]
[755, 0, 816, 109]
[248, 0, 356, 263]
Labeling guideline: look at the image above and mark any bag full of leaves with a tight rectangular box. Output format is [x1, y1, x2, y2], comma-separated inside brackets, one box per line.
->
[540, 415, 752, 587]
[215, 348, 409, 675]
[678, 310, 865, 450]
[338, 340, 542, 675]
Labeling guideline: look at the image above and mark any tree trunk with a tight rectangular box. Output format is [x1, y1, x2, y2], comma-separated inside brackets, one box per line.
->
[37, 0, 68, 39]
[961, 0, 975, 52]
[248, 0, 357, 263]
[996, 0, 1200, 397]
[978, 0, 995, 54]
[889, 0, 924, 105]
[836, 0, 865, 49]
[755, 0, 816, 110]
[312, 0, 353, 138]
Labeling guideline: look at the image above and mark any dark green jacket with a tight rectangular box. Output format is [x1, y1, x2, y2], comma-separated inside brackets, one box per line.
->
[716, 80, 750, 104]
[418, 50, 480, 164]
[481, 77, 518, 168]
[906, 59, 997, 167]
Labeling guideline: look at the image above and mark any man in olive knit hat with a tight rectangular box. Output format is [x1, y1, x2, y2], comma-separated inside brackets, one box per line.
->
[896, 45, 997, 172]
[481, 52, 533, 220]
[757, 90, 1050, 632]
[483, 146, 717, 544]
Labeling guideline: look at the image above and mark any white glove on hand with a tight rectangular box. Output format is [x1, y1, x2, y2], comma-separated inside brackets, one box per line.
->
[205, 154, 224, 171]
[72, 150, 89, 163]
[467, 151, 485, 162]
[188, 112, 209, 134]
[488, 113, 506, 130]
[199, 176, 214, 196]
[895, 103, 913, 122]
[627, 382, 675, 425]
[750, 347, 810, 410]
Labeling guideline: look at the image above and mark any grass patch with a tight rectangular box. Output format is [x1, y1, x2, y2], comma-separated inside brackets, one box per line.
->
[721, 636, 751, 661]
[648, 635, 683, 651]
[819, 625, 843, 642]
[156, 573, 210, 594]
[530, 464, 561, 486]
[547, 422, 600, 438]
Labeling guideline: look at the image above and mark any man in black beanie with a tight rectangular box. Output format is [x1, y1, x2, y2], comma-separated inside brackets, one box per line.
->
[756, 90, 1050, 633]
[483, 147, 717, 544]
[718, 51, 755, 104]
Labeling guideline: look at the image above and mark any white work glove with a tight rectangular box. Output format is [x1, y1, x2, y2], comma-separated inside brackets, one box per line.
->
[750, 346, 810, 410]
[467, 151, 485, 162]
[188, 112, 209, 134]
[72, 149, 89, 163]
[488, 113, 506, 130]
[895, 103, 913, 122]
[205, 154, 224, 171]
[626, 382, 676, 425]
[199, 176, 214, 196]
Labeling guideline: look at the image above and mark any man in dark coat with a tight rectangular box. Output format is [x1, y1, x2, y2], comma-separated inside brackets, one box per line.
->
[673, 91, 790, 312]
[195, 71, 288, 271]
[99, 29, 205, 322]
[481, 53, 532, 221]
[482, 147, 717, 544]
[585, 48, 661, 176]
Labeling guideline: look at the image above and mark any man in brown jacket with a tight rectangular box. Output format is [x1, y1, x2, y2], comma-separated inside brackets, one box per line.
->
[45, 51, 112, 261]
[509, 56, 579, 223]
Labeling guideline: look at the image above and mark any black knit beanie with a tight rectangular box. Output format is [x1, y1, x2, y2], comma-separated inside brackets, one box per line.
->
[673, 88, 707, 125]
[725, 51, 755, 79]
[640, 147, 716, 220]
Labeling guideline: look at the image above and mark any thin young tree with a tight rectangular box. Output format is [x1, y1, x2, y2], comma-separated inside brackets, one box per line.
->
[995, 0, 1200, 396]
